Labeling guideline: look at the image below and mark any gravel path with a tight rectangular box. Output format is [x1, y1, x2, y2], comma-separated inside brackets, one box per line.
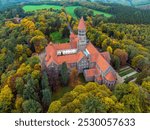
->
[116, 73, 124, 84]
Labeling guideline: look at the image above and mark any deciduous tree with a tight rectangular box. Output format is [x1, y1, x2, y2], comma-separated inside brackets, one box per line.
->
[114, 49, 128, 66]
[0, 85, 13, 112]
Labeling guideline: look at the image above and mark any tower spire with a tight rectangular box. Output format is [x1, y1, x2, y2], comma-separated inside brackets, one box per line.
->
[78, 16, 86, 30]
[77, 17, 87, 51]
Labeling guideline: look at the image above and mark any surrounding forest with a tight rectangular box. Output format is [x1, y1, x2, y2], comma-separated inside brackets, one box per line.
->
[0, 0, 150, 113]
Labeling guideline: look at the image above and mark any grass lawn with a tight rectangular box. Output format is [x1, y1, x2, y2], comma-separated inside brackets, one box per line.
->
[23, 5, 62, 12]
[65, 6, 80, 18]
[50, 32, 69, 43]
[23, 5, 112, 18]
[92, 10, 112, 17]
[65, 6, 112, 18]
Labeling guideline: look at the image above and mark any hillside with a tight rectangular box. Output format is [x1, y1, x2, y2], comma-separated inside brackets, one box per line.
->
[0, 0, 41, 5]
[92, 0, 150, 7]
[0, 0, 44, 8]
[1, 0, 150, 7]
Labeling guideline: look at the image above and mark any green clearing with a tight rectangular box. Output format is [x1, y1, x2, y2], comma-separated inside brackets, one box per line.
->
[92, 9, 112, 17]
[50, 32, 69, 43]
[65, 6, 112, 18]
[65, 6, 80, 18]
[23, 5, 62, 12]
[23, 5, 112, 18]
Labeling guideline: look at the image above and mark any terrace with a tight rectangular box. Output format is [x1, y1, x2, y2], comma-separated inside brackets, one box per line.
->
[118, 66, 139, 83]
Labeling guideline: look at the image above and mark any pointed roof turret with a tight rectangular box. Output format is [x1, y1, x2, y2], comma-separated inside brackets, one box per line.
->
[78, 17, 86, 30]
[70, 32, 76, 39]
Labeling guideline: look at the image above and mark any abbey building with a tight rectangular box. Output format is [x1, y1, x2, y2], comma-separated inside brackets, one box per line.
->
[45, 17, 117, 87]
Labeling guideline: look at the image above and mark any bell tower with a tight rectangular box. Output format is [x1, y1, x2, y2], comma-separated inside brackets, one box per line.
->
[78, 17, 87, 51]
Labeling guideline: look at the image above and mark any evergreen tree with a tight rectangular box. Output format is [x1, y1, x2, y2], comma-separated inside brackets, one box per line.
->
[15, 77, 24, 96]
[22, 99, 42, 113]
[41, 71, 49, 90]
[42, 88, 52, 111]
[23, 76, 39, 101]
[47, 67, 59, 92]
[114, 55, 120, 70]
[60, 62, 69, 86]
[41, 71, 52, 111]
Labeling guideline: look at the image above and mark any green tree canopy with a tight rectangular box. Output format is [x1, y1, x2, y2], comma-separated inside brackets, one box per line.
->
[60, 62, 69, 86]
[22, 99, 42, 113]
[0, 85, 13, 112]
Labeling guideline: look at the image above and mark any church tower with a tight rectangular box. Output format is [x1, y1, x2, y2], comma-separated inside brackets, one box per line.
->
[78, 17, 87, 51]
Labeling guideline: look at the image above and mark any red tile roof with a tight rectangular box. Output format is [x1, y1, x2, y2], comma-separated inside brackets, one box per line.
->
[70, 37, 78, 49]
[57, 54, 78, 64]
[45, 42, 115, 81]
[86, 43, 110, 72]
[45, 44, 57, 66]
[85, 68, 96, 77]
[86, 42, 99, 55]
[96, 76, 102, 81]
[105, 71, 116, 81]
[47, 57, 57, 66]
[84, 67, 101, 78]
[45, 43, 85, 66]
[45, 55, 50, 62]
[77, 51, 85, 62]
[54, 43, 71, 50]
[96, 55, 110, 72]
[86, 43, 99, 62]
[101, 52, 111, 63]
[95, 68, 101, 75]
[78, 17, 86, 30]
[57, 51, 84, 64]
[46, 43, 56, 58]
[70, 32, 76, 39]
[45, 17, 116, 83]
